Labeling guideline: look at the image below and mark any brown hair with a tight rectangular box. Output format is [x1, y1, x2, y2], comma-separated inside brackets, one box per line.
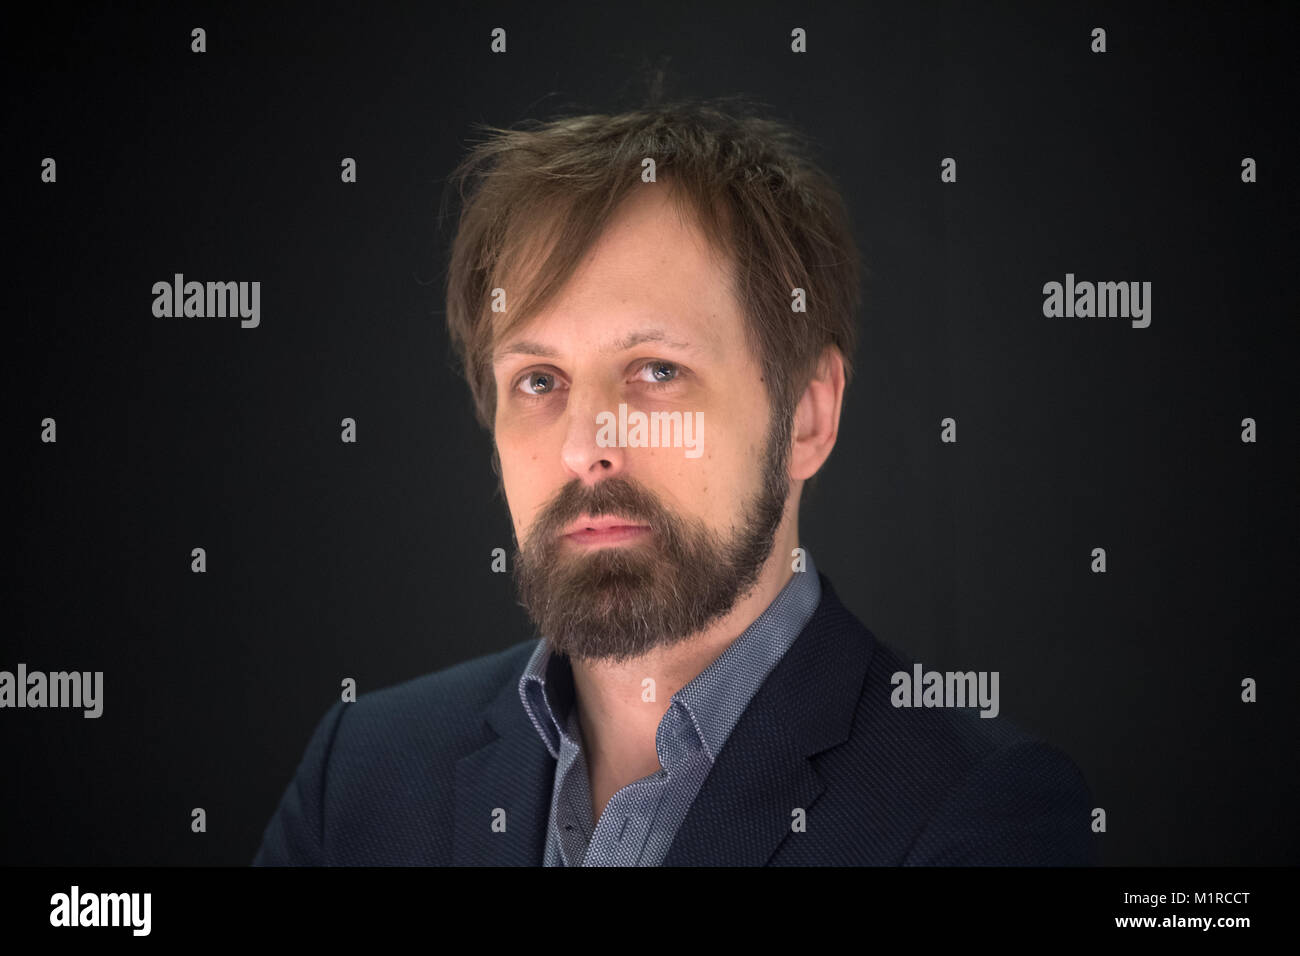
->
[442, 95, 864, 437]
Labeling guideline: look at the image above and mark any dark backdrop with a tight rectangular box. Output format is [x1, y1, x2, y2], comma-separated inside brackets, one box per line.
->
[4, 0, 1296, 866]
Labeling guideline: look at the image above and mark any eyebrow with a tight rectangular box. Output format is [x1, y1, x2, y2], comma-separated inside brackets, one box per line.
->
[493, 328, 702, 363]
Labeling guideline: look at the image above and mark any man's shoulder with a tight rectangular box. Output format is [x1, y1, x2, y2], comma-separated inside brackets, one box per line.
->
[806, 582, 1095, 864]
[252, 639, 539, 866]
[336, 638, 538, 757]
[850, 634, 1054, 777]
[812, 579, 1061, 771]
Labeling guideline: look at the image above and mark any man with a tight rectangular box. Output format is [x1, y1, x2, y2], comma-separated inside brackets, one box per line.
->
[253, 98, 1095, 866]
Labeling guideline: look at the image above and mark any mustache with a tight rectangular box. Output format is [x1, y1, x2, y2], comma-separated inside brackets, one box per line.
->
[529, 477, 668, 543]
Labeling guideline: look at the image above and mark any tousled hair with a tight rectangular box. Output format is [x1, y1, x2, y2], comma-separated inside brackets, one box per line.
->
[442, 95, 864, 436]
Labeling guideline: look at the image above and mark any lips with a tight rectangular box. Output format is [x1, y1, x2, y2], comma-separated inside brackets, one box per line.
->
[560, 515, 651, 544]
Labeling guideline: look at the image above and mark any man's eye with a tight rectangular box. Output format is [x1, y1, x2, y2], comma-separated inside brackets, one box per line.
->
[516, 371, 559, 396]
[636, 361, 680, 386]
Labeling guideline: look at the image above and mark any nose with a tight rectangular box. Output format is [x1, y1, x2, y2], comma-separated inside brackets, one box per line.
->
[561, 380, 627, 484]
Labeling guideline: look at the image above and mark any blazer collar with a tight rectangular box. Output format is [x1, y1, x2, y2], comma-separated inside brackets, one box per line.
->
[451, 572, 874, 865]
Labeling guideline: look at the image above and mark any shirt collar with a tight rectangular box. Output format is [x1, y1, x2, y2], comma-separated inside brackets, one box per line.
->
[518, 634, 576, 759]
[673, 551, 820, 760]
[518, 550, 822, 763]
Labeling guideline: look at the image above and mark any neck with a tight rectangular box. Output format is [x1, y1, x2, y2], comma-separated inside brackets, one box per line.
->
[569, 517, 801, 816]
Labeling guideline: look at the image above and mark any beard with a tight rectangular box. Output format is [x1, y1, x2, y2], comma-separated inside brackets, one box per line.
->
[511, 409, 792, 664]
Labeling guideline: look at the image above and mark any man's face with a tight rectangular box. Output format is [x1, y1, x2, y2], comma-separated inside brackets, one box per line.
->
[491, 187, 792, 664]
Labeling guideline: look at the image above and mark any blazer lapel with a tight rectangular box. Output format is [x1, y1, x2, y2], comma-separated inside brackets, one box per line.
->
[452, 654, 556, 865]
[662, 575, 875, 865]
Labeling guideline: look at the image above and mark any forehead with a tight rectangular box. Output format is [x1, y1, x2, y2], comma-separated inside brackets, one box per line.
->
[492, 187, 742, 361]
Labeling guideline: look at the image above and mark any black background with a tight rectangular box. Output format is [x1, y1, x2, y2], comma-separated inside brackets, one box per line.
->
[4, 0, 1296, 866]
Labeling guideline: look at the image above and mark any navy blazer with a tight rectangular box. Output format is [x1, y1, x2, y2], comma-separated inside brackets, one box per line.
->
[253, 574, 1096, 865]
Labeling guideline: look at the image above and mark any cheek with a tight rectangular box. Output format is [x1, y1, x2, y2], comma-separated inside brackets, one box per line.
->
[706, 425, 768, 510]
[497, 436, 563, 536]
[495, 446, 532, 518]
[650, 449, 736, 520]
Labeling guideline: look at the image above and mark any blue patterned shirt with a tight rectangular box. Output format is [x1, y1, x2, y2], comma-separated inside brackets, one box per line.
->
[517, 550, 822, 865]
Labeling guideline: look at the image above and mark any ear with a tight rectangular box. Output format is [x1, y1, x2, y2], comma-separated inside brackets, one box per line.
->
[789, 346, 845, 481]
